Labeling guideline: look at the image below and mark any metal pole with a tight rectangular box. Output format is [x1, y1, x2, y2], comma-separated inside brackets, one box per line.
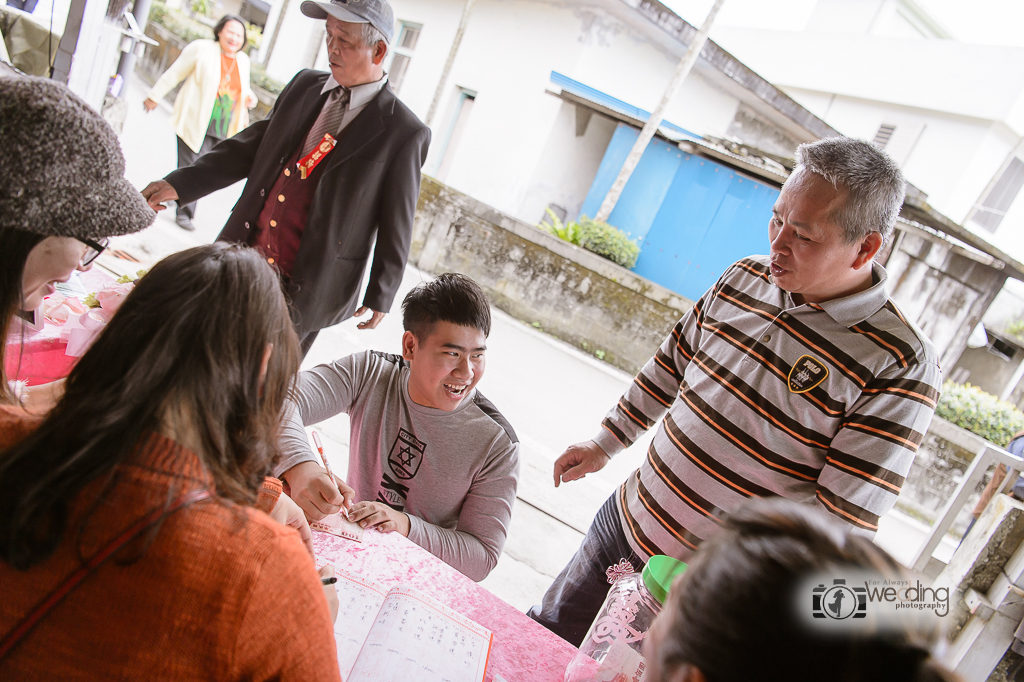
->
[114, 0, 155, 97]
[594, 0, 724, 223]
[425, 0, 475, 127]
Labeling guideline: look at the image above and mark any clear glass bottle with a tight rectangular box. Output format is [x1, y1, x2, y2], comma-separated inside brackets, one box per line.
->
[563, 556, 686, 682]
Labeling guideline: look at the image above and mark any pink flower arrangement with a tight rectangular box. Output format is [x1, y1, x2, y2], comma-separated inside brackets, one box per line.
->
[90, 282, 135, 317]
[42, 293, 88, 325]
[41, 271, 146, 356]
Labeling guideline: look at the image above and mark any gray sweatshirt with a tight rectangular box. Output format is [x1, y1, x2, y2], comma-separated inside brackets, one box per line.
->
[277, 350, 520, 581]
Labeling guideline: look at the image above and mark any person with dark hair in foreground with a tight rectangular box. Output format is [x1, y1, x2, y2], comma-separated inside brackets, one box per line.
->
[0, 244, 340, 679]
[643, 497, 960, 682]
[277, 273, 520, 581]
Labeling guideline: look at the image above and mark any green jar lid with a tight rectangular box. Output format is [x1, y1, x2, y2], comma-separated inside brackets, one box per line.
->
[642, 555, 688, 604]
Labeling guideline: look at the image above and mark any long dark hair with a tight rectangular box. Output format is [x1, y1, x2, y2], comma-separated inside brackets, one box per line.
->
[0, 243, 300, 569]
[652, 497, 960, 682]
[0, 227, 46, 405]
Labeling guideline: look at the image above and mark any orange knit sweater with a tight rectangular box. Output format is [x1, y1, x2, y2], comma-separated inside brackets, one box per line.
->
[0, 433, 342, 680]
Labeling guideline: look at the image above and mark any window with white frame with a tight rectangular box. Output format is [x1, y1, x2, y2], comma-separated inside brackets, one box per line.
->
[389, 22, 421, 94]
[971, 157, 1024, 233]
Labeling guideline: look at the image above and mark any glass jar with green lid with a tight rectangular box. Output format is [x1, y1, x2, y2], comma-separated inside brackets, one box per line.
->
[563, 555, 687, 682]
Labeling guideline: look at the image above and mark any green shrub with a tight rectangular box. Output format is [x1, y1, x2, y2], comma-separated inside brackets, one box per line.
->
[935, 381, 1024, 447]
[1008, 318, 1024, 344]
[245, 23, 263, 52]
[535, 212, 641, 268]
[190, 0, 213, 17]
[148, 1, 169, 25]
[577, 216, 640, 269]
[537, 208, 581, 245]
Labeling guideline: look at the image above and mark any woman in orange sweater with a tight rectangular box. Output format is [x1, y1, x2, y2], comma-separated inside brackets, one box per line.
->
[0, 243, 342, 680]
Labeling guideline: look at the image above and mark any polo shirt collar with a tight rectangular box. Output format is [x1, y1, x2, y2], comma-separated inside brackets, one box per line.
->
[811, 261, 889, 327]
[321, 73, 389, 109]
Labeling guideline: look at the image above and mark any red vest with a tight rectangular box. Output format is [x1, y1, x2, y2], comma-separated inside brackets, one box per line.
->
[250, 143, 330, 278]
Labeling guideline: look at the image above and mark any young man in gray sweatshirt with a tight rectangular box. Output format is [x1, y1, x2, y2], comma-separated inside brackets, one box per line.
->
[276, 273, 520, 581]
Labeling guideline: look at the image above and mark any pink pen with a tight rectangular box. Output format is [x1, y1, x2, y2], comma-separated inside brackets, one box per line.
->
[312, 430, 349, 518]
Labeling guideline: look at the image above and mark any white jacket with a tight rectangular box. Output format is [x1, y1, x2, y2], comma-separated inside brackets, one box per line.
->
[147, 39, 252, 153]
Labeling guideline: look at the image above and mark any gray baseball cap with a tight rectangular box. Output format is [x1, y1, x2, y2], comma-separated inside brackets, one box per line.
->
[301, 0, 394, 44]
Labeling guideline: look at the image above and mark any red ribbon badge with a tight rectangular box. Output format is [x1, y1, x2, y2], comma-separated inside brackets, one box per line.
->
[298, 133, 337, 179]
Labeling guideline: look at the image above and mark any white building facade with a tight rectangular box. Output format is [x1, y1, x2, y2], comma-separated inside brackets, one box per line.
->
[258, 0, 830, 226]
[704, 0, 1024, 263]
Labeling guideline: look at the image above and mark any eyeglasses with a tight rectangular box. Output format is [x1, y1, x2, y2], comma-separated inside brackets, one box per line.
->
[76, 237, 109, 267]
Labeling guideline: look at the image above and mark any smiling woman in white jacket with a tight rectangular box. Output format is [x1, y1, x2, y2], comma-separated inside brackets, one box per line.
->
[144, 15, 255, 230]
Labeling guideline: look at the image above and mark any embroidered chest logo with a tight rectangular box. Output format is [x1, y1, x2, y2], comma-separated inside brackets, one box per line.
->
[387, 428, 426, 480]
[788, 355, 829, 393]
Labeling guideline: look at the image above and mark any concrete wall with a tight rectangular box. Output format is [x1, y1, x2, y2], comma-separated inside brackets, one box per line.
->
[884, 226, 1009, 370]
[410, 176, 692, 374]
[898, 417, 1004, 537]
[935, 494, 1024, 681]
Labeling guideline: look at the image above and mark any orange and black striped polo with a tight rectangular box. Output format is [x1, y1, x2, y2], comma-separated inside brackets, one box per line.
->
[592, 256, 942, 562]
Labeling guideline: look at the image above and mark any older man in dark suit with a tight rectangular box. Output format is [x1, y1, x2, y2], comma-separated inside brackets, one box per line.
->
[142, 0, 430, 354]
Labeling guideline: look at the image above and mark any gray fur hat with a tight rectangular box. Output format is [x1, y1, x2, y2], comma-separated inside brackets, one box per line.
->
[0, 77, 155, 241]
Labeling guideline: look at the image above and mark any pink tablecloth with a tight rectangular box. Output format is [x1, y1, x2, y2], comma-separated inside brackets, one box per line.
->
[4, 269, 114, 386]
[314, 529, 577, 682]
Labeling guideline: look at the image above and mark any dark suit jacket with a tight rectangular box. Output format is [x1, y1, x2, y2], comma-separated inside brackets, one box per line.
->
[165, 70, 431, 336]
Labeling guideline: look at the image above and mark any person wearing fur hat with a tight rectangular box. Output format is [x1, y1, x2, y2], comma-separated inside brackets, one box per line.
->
[0, 77, 155, 420]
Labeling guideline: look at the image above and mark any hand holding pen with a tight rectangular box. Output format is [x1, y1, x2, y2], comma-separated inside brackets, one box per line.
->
[312, 430, 354, 519]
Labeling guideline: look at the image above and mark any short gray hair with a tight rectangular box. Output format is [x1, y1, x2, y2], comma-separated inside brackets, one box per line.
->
[360, 23, 388, 49]
[793, 137, 906, 245]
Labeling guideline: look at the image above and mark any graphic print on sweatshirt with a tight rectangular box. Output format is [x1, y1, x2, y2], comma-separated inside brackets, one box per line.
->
[379, 428, 426, 510]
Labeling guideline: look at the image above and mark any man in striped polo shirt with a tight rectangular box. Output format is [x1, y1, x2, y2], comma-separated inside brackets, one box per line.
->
[528, 137, 942, 645]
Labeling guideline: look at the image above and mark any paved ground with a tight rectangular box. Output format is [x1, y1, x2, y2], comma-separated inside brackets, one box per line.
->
[101, 77, 957, 611]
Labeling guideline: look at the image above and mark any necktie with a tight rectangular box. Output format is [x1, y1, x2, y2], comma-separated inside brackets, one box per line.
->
[302, 87, 350, 157]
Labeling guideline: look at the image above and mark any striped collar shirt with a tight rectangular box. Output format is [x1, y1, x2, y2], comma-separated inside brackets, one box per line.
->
[593, 255, 942, 562]
[319, 73, 388, 135]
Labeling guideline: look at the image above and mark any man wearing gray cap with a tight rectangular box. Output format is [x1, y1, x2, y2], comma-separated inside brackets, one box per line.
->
[142, 0, 430, 354]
